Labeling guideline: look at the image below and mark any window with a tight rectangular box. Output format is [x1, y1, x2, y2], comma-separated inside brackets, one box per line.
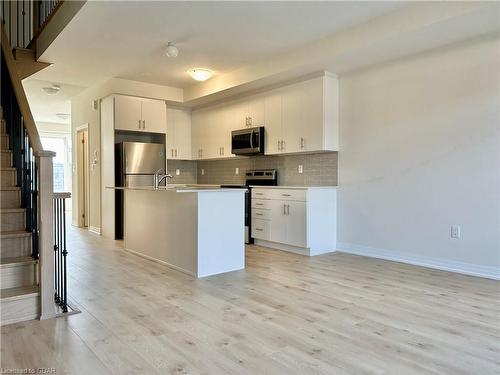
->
[40, 135, 72, 194]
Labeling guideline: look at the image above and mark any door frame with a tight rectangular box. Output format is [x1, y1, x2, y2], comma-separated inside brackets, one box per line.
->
[76, 124, 90, 227]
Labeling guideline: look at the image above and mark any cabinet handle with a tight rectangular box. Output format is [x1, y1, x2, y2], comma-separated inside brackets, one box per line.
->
[256, 213, 263, 216]
[222, 147, 224, 156]
[287, 204, 290, 215]
[282, 140, 286, 152]
[142, 120, 146, 129]
[255, 193, 264, 196]
[255, 203, 263, 206]
[175, 149, 177, 158]
[138, 120, 141, 129]
[283, 203, 286, 215]
[300, 137, 305, 149]
[255, 228, 263, 231]
[282, 193, 291, 197]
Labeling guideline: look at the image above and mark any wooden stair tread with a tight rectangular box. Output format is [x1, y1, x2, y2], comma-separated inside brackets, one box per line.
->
[0, 186, 20, 191]
[0, 186, 21, 191]
[0, 230, 31, 238]
[0, 256, 36, 268]
[1, 285, 39, 301]
[0, 167, 15, 171]
[0, 208, 25, 213]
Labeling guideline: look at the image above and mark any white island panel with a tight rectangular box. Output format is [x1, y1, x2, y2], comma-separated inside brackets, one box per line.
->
[197, 191, 245, 277]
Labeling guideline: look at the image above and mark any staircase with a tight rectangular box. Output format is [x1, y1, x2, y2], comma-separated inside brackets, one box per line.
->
[0, 106, 40, 325]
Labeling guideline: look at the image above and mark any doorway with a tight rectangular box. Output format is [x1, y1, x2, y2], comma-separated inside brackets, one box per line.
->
[76, 126, 89, 227]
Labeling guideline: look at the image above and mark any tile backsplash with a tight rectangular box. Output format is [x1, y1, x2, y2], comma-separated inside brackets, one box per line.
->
[167, 160, 198, 184]
[197, 152, 338, 186]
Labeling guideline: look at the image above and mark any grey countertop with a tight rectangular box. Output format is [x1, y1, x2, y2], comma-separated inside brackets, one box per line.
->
[106, 184, 247, 193]
[249, 185, 338, 190]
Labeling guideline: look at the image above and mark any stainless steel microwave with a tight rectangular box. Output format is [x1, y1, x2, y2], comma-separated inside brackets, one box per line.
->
[231, 127, 265, 155]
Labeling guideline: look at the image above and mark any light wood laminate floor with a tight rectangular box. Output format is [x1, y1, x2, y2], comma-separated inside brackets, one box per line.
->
[2, 224, 499, 374]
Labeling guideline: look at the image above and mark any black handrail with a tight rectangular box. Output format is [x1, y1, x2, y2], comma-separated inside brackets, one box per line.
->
[1, 45, 39, 258]
[53, 192, 69, 313]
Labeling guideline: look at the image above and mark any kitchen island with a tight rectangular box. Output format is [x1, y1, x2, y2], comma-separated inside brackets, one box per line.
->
[112, 186, 246, 278]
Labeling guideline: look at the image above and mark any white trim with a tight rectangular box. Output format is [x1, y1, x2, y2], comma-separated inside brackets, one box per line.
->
[75, 123, 89, 131]
[255, 239, 310, 256]
[337, 242, 500, 280]
[123, 247, 196, 278]
[88, 226, 101, 235]
[2, 314, 39, 326]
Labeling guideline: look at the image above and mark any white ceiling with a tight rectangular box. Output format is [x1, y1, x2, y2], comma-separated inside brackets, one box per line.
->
[23, 79, 85, 125]
[31, 1, 405, 89]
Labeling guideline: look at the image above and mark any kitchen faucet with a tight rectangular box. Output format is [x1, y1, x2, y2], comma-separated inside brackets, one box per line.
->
[153, 169, 173, 189]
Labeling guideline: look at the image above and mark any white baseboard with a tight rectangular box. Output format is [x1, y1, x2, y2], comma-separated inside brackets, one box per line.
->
[123, 247, 196, 278]
[337, 242, 500, 280]
[254, 239, 336, 256]
[255, 239, 310, 256]
[88, 226, 101, 235]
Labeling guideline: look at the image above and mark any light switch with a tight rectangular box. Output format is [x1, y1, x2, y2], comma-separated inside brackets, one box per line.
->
[298, 165, 303, 174]
[176, 169, 180, 176]
[235, 168, 239, 175]
[201, 169, 205, 175]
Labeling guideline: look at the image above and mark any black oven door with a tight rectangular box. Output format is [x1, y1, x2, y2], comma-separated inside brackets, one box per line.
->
[231, 127, 264, 155]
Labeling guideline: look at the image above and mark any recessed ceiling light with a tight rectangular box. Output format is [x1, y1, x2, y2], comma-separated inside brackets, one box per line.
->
[188, 68, 213, 82]
[56, 113, 70, 120]
[42, 84, 60, 95]
[165, 42, 179, 58]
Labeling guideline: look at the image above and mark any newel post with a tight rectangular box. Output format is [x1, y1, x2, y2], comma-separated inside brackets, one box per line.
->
[36, 150, 56, 320]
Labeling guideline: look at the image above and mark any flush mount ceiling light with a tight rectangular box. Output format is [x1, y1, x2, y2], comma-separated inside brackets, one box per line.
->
[165, 42, 179, 58]
[42, 84, 60, 95]
[188, 68, 213, 82]
[56, 113, 71, 120]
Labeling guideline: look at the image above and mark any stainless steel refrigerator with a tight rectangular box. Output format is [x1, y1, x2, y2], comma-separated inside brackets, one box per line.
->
[115, 142, 166, 239]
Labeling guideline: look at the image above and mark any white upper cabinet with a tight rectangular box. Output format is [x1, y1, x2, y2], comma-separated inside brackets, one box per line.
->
[114, 95, 166, 134]
[167, 108, 191, 160]
[246, 97, 265, 128]
[269, 75, 338, 154]
[141, 99, 167, 133]
[264, 92, 282, 155]
[190, 73, 338, 160]
[114, 95, 142, 131]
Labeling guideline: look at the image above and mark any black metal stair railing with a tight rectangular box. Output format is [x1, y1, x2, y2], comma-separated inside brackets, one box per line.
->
[53, 192, 69, 313]
[1, 45, 39, 259]
[0, 0, 62, 49]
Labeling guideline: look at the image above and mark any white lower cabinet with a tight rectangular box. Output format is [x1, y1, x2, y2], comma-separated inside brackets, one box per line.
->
[284, 201, 307, 248]
[251, 187, 337, 256]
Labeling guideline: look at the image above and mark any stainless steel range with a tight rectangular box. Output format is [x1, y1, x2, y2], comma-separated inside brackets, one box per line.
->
[221, 169, 278, 244]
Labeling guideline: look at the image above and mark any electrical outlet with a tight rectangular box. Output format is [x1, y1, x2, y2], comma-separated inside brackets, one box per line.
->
[201, 169, 205, 175]
[451, 225, 461, 239]
[298, 165, 303, 174]
[235, 168, 239, 175]
[176, 169, 180, 176]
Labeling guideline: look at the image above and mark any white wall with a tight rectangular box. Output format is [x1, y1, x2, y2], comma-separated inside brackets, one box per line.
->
[338, 36, 500, 278]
